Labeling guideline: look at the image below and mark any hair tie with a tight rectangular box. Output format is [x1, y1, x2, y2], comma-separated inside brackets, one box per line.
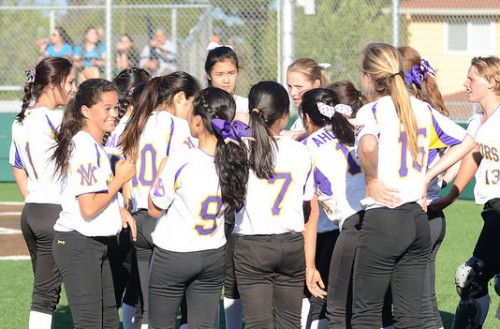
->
[317, 102, 353, 119]
[211, 118, 254, 146]
[206, 42, 234, 52]
[392, 71, 404, 78]
[128, 86, 136, 97]
[404, 65, 422, 87]
[251, 108, 260, 114]
[25, 68, 36, 83]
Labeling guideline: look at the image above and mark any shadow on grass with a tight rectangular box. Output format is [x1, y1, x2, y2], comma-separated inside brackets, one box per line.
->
[54, 305, 73, 328]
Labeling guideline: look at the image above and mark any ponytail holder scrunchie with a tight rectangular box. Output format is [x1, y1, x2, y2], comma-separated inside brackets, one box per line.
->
[25, 68, 36, 83]
[317, 102, 353, 119]
[251, 108, 260, 114]
[211, 118, 254, 146]
[405, 65, 422, 87]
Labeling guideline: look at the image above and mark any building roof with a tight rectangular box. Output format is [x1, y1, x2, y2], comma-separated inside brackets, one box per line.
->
[399, 0, 500, 15]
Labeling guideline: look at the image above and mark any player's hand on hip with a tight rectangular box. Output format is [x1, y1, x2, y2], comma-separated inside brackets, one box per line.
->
[366, 178, 401, 207]
[115, 156, 136, 185]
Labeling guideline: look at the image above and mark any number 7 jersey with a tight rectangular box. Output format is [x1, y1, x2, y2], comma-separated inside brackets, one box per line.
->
[355, 96, 468, 209]
[234, 136, 315, 235]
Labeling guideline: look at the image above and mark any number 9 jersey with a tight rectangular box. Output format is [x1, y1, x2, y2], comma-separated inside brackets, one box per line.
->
[149, 148, 225, 252]
[355, 96, 468, 209]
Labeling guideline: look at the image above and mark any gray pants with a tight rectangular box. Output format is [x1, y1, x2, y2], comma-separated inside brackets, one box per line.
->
[148, 245, 226, 329]
[53, 231, 118, 329]
[351, 203, 430, 329]
[235, 232, 305, 329]
[21, 203, 62, 315]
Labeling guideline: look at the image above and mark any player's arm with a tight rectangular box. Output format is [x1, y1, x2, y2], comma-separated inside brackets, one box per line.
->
[429, 145, 481, 211]
[12, 167, 28, 199]
[357, 135, 400, 206]
[78, 157, 136, 220]
[303, 196, 326, 299]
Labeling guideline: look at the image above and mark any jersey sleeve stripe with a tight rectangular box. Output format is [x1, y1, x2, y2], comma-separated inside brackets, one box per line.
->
[166, 117, 175, 156]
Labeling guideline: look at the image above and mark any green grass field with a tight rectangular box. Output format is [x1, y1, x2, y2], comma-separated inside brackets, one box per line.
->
[1, 186, 499, 328]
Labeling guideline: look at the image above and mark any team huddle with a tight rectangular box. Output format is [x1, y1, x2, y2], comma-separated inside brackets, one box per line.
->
[9, 41, 500, 329]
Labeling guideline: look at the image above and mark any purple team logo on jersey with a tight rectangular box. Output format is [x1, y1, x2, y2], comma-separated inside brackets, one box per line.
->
[153, 178, 165, 197]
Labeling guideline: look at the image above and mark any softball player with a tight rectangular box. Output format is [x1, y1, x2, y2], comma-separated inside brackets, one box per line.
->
[147, 87, 250, 329]
[51, 79, 136, 329]
[300, 88, 366, 329]
[120, 72, 200, 329]
[431, 56, 500, 329]
[204, 44, 248, 328]
[352, 42, 475, 329]
[286, 58, 330, 138]
[104, 68, 150, 329]
[232, 81, 316, 329]
[8, 57, 75, 329]
[398, 46, 449, 329]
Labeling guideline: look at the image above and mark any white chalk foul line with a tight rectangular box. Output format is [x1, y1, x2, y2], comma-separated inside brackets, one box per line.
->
[0, 227, 22, 234]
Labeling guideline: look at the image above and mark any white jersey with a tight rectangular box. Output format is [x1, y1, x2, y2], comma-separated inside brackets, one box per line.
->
[54, 131, 122, 237]
[355, 96, 467, 209]
[130, 111, 197, 212]
[234, 136, 315, 235]
[472, 107, 500, 204]
[9, 107, 63, 204]
[304, 126, 365, 230]
[150, 148, 226, 252]
[235, 95, 248, 113]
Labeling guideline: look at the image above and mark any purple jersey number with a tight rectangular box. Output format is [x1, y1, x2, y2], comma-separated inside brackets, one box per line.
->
[195, 195, 223, 235]
[398, 128, 427, 177]
[335, 142, 361, 175]
[132, 143, 157, 187]
[268, 172, 292, 216]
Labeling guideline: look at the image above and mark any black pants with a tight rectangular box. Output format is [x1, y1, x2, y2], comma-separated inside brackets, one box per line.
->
[351, 203, 430, 329]
[327, 212, 363, 328]
[470, 202, 500, 297]
[131, 208, 156, 327]
[309, 229, 339, 321]
[107, 227, 135, 308]
[21, 203, 62, 314]
[421, 210, 446, 328]
[235, 232, 305, 329]
[148, 245, 226, 329]
[53, 231, 118, 329]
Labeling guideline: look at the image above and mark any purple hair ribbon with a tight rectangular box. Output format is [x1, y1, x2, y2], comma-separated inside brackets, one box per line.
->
[211, 119, 254, 146]
[420, 59, 435, 79]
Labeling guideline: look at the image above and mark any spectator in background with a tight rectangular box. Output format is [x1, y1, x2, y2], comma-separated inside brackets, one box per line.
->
[140, 28, 177, 77]
[37, 26, 73, 60]
[115, 34, 140, 73]
[73, 26, 106, 81]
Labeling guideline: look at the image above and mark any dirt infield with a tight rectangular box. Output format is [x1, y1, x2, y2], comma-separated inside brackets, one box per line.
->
[0, 203, 29, 257]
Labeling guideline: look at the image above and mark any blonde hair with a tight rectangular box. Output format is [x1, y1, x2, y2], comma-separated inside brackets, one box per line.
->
[287, 58, 330, 86]
[361, 42, 419, 161]
[471, 56, 500, 95]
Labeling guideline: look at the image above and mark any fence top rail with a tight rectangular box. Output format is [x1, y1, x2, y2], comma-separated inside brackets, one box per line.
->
[0, 4, 211, 10]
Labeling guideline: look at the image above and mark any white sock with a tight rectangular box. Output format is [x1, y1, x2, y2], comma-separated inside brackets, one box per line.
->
[301, 298, 311, 329]
[223, 297, 243, 329]
[140, 324, 148, 329]
[310, 318, 328, 329]
[179, 324, 189, 329]
[122, 303, 136, 329]
[29, 311, 52, 329]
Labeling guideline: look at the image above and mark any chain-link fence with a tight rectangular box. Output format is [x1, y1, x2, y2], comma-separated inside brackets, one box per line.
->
[0, 0, 499, 122]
